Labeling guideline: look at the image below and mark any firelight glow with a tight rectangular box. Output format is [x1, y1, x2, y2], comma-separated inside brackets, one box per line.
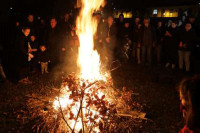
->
[53, 0, 107, 132]
[76, 0, 105, 81]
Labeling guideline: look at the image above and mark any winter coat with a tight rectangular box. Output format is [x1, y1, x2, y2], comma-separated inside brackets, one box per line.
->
[179, 29, 196, 51]
[139, 26, 156, 46]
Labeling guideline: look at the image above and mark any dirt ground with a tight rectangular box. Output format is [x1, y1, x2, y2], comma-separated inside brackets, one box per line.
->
[0, 62, 189, 133]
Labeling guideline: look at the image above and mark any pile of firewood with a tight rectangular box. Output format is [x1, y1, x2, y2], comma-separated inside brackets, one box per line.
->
[21, 74, 146, 133]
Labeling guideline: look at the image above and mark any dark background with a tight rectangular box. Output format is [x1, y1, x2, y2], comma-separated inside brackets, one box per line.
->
[1, 0, 199, 18]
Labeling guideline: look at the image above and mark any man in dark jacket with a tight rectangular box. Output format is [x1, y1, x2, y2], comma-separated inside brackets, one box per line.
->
[140, 18, 156, 65]
[23, 14, 38, 36]
[133, 23, 142, 64]
[103, 16, 117, 63]
[60, 13, 72, 38]
[44, 18, 61, 67]
[156, 21, 165, 64]
[94, 13, 104, 54]
[120, 21, 133, 62]
[178, 23, 196, 72]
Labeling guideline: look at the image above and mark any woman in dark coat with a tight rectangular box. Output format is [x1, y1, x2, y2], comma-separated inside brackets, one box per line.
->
[16, 27, 32, 83]
[164, 21, 179, 69]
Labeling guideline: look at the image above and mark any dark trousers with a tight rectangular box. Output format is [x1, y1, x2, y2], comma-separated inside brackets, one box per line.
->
[142, 45, 152, 65]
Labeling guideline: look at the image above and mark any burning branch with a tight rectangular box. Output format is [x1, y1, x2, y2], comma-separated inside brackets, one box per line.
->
[58, 97, 73, 132]
[21, 74, 146, 132]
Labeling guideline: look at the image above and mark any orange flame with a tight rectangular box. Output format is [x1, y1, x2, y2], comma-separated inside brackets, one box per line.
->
[76, 0, 105, 81]
[53, 0, 107, 131]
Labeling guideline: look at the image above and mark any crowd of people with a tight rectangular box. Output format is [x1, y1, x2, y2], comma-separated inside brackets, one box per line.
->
[115, 14, 200, 71]
[0, 12, 200, 83]
[0, 11, 200, 133]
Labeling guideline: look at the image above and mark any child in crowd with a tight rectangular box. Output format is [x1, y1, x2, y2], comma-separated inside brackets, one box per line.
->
[37, 45, 50, 74]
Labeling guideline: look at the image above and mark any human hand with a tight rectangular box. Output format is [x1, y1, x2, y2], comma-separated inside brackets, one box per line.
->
[165, 31, 171, 37]
[62, 48, 66, 51]
[29, 53, 34, 58]
[137, 43, 141, 48]
[28, 49, 32, 52]
[180, 42, 183, 47]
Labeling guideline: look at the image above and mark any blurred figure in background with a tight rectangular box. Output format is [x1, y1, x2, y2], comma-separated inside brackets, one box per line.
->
[45, 18, 61, 69]
[94, 12, 104, 54]
[103, 16, 117, 67]
[179, 23, 196, 72]
[164, 21, 179, 69]
[17, 27, 32, 83]
[133, 17, 140, 30]
[24, 14, 37, 36]
[120, 20, 132, 62]
[38, 18, 47, 45]
[133, 23, 142, 64]
[140, 18, 156, 65]
[60, 12, 72, 37]
[117, 13, 125, 41]
[156, 21, 166, 64]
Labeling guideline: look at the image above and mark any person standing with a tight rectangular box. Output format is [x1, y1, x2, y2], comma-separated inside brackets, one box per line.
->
[140, 18, 156, 65]
[178, 23, 196, 72]
[94, 13, 104, 54]
[133, 23, 142, 64]
[29, 34, 39, 73]
[103, 16, 117, 65]
[120, 21, 133, 62]
[156, 21, 165, 64]
[164, 21, 179, 69]
[44, 18, 61, 68]
[17, 27, 32, 83]
[133, 17, 140, 31]
[37, 45, 50, 74]
[23, 14, 37, 36]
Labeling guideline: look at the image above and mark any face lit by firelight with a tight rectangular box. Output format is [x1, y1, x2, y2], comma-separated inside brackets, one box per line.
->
[144, 19, 150, 27]
[125, 23, 129, 28]
[40, 46, 46, 52]
[108, 16, 113, 26]
[28, 15, 34, 23]
[23, 29, 30, 37]
[50, 18, 57, 29]
[171, 22, 177, 28]
[185, 23, 192, 31]
[158, 21, 162, 27]
[135, 17, 140, 24]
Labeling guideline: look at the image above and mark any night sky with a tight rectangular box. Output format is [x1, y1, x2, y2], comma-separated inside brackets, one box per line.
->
[0, 0, 199, 17]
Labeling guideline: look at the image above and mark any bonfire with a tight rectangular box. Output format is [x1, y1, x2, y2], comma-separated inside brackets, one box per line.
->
[23, 0, 146, 132]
